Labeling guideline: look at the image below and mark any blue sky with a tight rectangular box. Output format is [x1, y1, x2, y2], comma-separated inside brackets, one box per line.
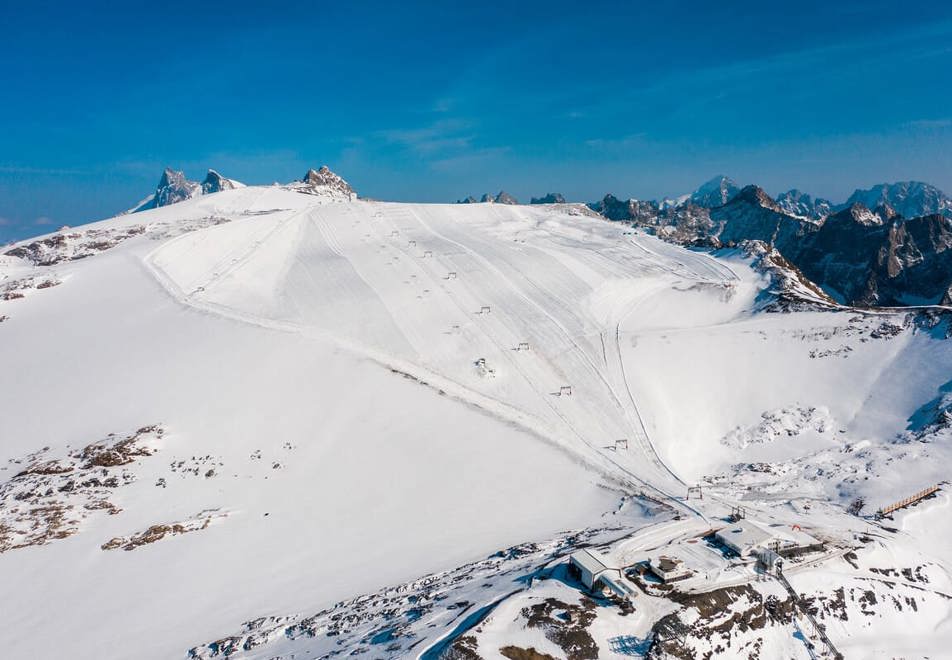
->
[2, 0, 952, 241]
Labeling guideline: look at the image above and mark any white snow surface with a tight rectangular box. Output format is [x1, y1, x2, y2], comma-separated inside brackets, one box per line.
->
[1, 184, 951, 659]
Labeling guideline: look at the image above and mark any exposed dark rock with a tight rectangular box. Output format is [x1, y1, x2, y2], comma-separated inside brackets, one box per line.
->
[531, 193, 566, 204]
[299, 166, 356, 198]
[201, 169, 238, 195]
[776, 189, 833, 220]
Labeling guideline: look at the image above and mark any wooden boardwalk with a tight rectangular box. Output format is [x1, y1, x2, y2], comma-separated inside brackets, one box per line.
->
[876, 484, 941, 519]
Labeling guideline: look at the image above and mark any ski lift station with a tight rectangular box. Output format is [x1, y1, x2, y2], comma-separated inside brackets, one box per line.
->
[568, 549, 635, 601]
[714, 519, 823, 558]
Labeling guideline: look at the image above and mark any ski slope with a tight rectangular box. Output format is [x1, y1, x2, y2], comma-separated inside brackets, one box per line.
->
[147, 193, 755, 502]
[2, 184, 951, 659]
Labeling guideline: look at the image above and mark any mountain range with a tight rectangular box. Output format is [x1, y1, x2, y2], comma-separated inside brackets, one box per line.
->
[584, 176, 952, 307]
[128, 168, 951, 308]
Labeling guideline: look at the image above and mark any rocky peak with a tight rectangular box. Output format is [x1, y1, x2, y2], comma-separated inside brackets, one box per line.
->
[128, 168, 199, 212]
[589, 194, 631, 221]
[479, 193, 494, 203]
[201, 169, 239, 195]
[530, 193, 566, 204]
[494, 191, 518, 205]
[297, 166, 356, 200]
[130, 167, 240, 213]
[457, 196, 479, 204]
[690, 175, 741, 208]
[873, 203, 900, 222]
[828, 203, 884, 227]
[729, 185, 783, 212]
[776, 189, 833, 221]
[153, 168, 200, 208]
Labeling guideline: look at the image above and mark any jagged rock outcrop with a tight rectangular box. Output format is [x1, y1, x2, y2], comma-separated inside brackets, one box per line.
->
[132, 168, 201, 212]
[131, 168, 243, 213]
[711, 185, 819, 247]
[793, 206, 952, 306]
[588, 177, 952, 308]
[153, 168, 199, 208]
[776, 189, 833, 220]
[589, 194, 643, 221]
[530, 193, 566, 204]
[463, 192, 519, 204]
[201, 169, 241, 195]
[295, 166, 356, 199]
[844, 181, 952, 219]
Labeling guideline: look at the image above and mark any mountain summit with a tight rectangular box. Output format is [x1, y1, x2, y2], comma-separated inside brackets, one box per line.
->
[843, 181, 951, 219]
[131, 168, 243, 213]
[689, 175, 741, 208]
[295, 166, 357, 200]
[201, 169, 242, 195]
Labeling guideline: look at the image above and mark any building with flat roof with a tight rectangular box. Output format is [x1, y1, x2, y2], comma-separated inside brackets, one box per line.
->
[715, 519, 822, 558]
[648, 555, 693, 582]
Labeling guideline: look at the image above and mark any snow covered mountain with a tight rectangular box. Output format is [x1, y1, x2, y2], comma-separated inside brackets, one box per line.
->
[844, 181, 952, 219]
[689, 174, 742, 208]
[776, 189, 833, 220]
[2, 173, 952, 660]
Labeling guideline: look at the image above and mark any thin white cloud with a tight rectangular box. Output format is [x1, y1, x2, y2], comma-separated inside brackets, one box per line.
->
[377, 119, 475, 156]
[905, 118, 952, 129]
[0, 166, 86, 175]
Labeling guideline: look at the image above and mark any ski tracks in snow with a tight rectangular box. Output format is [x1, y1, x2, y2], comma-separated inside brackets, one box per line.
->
[146, 200, 741, 516]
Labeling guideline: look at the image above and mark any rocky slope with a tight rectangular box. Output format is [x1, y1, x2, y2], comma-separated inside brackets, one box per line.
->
[590, 178, 952, 308]
[530, 193, 566, 204]
[459, 191, 520, 204]
[776, 189, 833, 220]
[291, 166, 357, 199]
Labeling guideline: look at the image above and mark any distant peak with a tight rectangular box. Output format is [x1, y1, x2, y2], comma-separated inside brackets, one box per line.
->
[730, 184, 778, 209]
[530, 193, 566, 204]
[494, 191, 518, 205]
[293, 165, 356, 200]
[201, 169, 241, 195]
[690, 175, 741, 207]
[146, 167, 200, 210]
[303, 166, 334, 183]
[828, 202, 883, 227]
[158, 167, 187, 188]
